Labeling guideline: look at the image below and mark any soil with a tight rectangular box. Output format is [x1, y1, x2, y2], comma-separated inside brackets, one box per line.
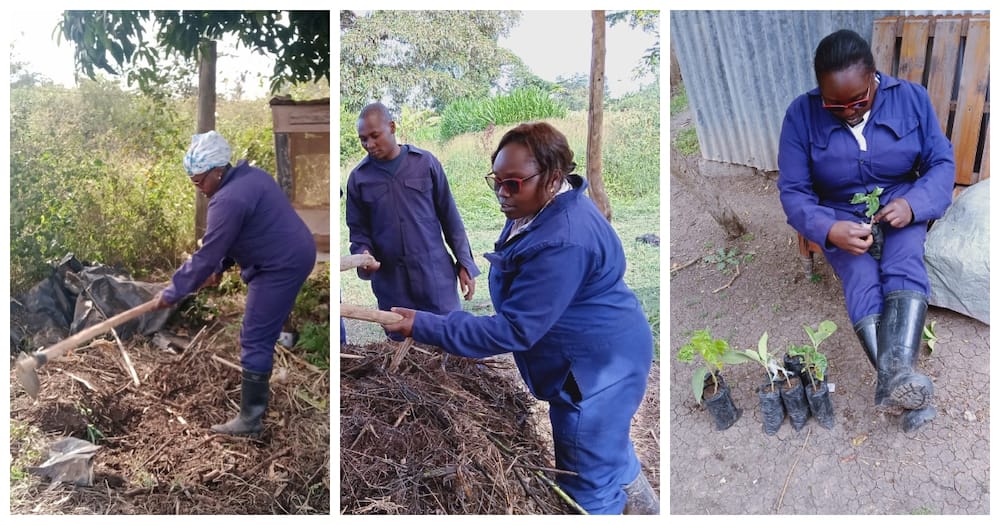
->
[339, 334, 660, 514]
[668, 107, 990, 514]
[9, 292, 330, 514]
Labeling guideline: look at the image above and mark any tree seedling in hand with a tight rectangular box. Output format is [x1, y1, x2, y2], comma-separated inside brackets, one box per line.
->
[677, 329, 749, 403]
[850, 186, 884, 259]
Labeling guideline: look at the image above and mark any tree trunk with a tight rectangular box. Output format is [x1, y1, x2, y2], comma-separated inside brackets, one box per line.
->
[670, 144, 747, 239]
[586, 10, 612, 221]
[194, 39, 217, 242]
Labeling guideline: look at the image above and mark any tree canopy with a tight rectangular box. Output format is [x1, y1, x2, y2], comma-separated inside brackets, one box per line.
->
[59, 10, 329, 95]
[340, 10, 523, 113]
[607, 10, 660, 77]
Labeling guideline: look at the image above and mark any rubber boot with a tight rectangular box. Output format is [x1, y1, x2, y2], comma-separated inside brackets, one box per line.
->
[211, 370, 270, 436]
[622, 470, 659, 515]
[875, 290, 933, 410]
[853, 314, 879, 369]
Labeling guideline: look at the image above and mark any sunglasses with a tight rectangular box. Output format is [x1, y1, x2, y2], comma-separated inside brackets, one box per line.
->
[822, 83, 871, 113]
[484, 171, 541, 194]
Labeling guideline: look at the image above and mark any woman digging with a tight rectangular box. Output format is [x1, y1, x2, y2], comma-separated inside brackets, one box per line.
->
[154, 131, 317, 436]
[384, 122, 658, 514]
[777, 29, 955, 432]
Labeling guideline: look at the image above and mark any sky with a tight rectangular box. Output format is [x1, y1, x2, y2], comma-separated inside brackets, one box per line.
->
[7, 9, 658, 100]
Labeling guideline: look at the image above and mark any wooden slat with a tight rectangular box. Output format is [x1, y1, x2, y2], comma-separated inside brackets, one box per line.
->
[925, 18, 963, 135]
[950, 17, 990, 185]
[871, 18, 898, 74]
[898, 19, 930, 83]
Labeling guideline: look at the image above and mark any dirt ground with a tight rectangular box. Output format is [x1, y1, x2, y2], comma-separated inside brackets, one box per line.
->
[9, 285, 330, 514]
[668, 110, 990, 514]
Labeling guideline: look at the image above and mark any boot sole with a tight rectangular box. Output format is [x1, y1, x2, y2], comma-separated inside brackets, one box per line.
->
[888, 374, 933, 410]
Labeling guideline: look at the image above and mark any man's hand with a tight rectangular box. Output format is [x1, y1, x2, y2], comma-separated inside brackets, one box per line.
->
[458, 266, 476, 300]
[873, 197, 914, 228]
[385, 307, 417, 338]
[826, 220, 874, 255]
[359, 250, 381, 274]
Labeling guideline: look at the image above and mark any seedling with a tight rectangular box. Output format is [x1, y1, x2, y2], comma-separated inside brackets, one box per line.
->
[703, 247, 753, 275]
[677, 329, 749, 403]
[850, 186, 884, 221]
[788, 320, 837, 390]
[922, 321, 938, 353]
[850, 186, 885, 259]
[739, 331, 792, 392]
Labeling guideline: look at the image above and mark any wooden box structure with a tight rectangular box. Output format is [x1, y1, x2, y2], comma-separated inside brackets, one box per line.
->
[269, 97, 331, 258]
[797, 14, 990, 275]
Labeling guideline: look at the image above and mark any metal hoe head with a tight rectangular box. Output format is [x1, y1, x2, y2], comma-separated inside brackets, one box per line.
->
[15, 352, 42, 399]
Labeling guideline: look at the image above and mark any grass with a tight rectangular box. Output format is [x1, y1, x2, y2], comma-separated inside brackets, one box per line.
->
[339, 109, 660, 354]
[674, 127, 700, 156]
[670, 86, 689, 114]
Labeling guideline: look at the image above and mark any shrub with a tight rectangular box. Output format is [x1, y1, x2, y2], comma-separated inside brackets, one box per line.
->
[439, 87, 567, 141]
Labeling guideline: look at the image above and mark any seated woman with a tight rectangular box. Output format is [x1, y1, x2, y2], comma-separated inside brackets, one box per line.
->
[385, 122, 658, 514]
[777, 29, 954, 432]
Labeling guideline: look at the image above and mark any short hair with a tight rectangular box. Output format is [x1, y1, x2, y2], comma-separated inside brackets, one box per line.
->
[358, 102, 393, 124]
[813, 29, 876, 83]
[491, 122, 577, 189]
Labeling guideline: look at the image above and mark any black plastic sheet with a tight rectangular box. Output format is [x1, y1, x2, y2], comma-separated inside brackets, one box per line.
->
[10, 254, 171, 356]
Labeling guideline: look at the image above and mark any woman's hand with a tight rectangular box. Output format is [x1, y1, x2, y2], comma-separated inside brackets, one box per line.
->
[385, 307, 417, 338]
[827, 220, 874, 255]
[458, 266, 476, 300]
[152, 291, 173, 311]
[197, 273, 222, 291]
[873, 197, 914, 228]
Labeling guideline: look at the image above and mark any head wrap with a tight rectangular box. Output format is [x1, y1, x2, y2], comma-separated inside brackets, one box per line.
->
[183, 131, 232, 176]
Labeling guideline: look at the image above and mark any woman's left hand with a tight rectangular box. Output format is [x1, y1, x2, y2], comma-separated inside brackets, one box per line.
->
[385, 307, 417, 338]
[873, 197, 914, 228]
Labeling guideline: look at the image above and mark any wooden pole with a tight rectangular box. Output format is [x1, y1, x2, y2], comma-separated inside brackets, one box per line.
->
[195, 39, 217, 241]
[586, 10, 612, 221]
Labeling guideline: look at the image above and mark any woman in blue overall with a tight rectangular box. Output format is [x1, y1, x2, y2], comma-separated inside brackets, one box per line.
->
[385, 122, 658, 514]
[777, 30, 954, 432]
[154, 131, 317, 436]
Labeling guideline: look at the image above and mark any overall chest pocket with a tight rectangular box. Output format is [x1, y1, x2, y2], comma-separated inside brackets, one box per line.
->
[359, 182, 388, 204]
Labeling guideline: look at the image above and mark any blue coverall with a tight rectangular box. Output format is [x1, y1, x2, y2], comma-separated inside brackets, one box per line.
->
[346, 146, 480, 315]
[409, 175, 653, 514]
[777, 72, 955, 323]
[163, 160, 316, 373]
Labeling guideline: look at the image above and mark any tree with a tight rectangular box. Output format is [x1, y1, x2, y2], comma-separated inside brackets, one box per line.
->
[587, 11, 612, 221]
[59, 10, 330, 239]
[340, 10, 522, 113]
[59, 11, 329, 96]
[607, 10, 660, 78]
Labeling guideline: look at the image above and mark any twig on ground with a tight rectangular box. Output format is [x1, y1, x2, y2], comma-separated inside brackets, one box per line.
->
[712, 263, 741, 293]
[110, 328, 140, 387]
[670, 255, 703, 274]
[63, 371, 96, 391]
[210, 354, 242, 373]
[387, 337, 414, 373]
[774, 427, 812, 512]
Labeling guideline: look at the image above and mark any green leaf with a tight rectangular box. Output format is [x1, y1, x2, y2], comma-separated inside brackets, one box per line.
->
[691, 365, 708, 404]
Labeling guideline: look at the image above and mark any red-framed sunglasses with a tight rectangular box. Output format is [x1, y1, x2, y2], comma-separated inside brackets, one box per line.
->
[485, 171, 541, 194]
[822, 83, 872, 112]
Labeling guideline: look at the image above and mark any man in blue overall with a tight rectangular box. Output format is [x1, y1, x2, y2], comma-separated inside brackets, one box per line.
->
[345, 103, 479, 337]
[778, 30, 954, 432]
[155, 130, 317, 436]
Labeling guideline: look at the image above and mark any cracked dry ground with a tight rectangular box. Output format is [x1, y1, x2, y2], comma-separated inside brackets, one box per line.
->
[668, 161, 989, 514]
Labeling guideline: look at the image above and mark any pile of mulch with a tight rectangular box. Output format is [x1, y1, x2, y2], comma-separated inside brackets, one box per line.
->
[9, 323, 330, 514]
[340, 341, 578, 515]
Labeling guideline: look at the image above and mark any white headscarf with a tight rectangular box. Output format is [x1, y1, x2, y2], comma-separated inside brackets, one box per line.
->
[183, 131, 232, 176]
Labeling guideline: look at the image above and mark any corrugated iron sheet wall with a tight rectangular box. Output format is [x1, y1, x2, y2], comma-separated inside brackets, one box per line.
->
[670, 10, 899, 171]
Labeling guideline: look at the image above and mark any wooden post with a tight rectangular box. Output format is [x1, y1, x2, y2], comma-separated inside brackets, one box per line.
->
[587, 10, 612, 221]
[194, 39, 217, 241]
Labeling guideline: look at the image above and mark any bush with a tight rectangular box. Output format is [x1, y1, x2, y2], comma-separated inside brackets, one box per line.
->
[439, 87, 567, 141]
